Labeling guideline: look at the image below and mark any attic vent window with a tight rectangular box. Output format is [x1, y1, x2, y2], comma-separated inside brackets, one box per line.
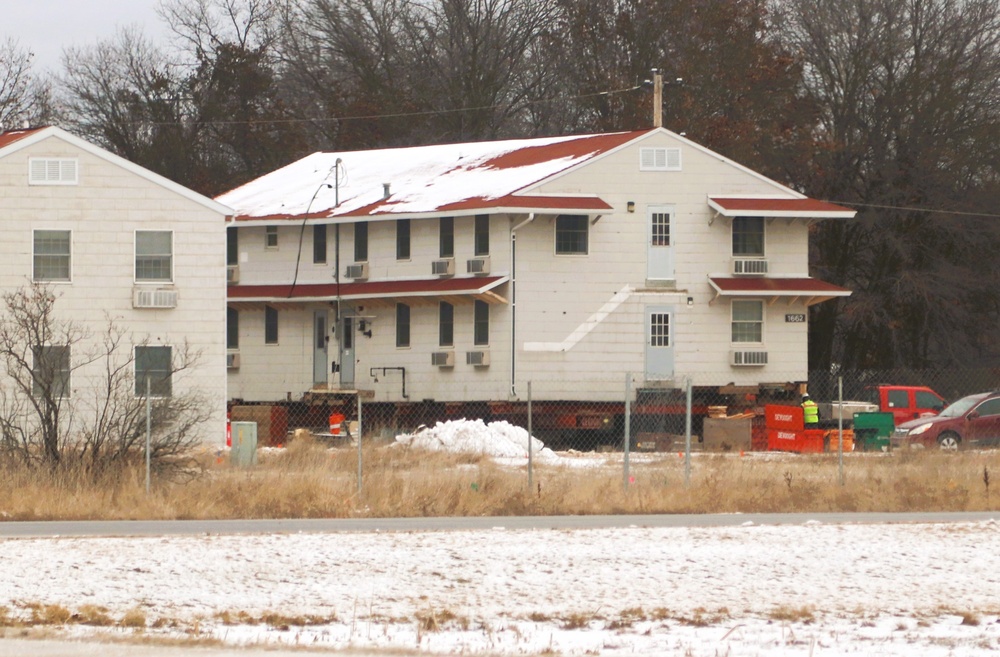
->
[29, 158, 79, 185]
[639, 147, 681, 172]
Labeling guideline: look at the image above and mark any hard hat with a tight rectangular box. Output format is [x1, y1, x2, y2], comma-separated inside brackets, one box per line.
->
[802, 394, 810, 401]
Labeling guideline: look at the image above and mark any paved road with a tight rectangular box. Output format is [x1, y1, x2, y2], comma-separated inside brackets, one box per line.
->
[2, 511, 997, 538]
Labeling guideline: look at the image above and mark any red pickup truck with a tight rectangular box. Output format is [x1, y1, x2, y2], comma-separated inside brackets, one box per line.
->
[865, 385, 946, 426]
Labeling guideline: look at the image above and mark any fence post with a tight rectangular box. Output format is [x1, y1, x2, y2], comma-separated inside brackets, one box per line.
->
[145, 374, 151, 494]
[527, 381, 533, 490]
[356, 392, 363, 495]
[838, 376, 844, 486]
[684, 376, 692, 488]
[624, 372, 631, 491]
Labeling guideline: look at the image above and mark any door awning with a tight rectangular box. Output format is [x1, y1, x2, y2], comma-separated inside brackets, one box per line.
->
[708, 197, 856, 219]
[228, 275, 509, 306]
[709, 276, 851, 306]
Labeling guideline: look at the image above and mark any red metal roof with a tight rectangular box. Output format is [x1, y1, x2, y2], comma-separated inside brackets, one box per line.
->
[0, 127, 47, 150]
[709, 277, 851, 303]
[710, 277, 850, 294]
[229, 276, 508, 302]
[708, 197, 855, 218]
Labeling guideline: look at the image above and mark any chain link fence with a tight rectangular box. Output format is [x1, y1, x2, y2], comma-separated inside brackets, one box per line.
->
[227, 369, 1000, 455]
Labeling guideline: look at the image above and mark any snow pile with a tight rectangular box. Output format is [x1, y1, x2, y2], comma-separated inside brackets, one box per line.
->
[395, 418, 559, 461]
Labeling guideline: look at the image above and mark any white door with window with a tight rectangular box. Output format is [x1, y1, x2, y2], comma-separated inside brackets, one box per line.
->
[313, 310, 328, 386]
[646, 205, 675, 281]
[644, 305, 674, 380]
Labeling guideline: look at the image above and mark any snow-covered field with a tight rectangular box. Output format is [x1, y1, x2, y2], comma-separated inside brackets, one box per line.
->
[1, 420, 998, 656]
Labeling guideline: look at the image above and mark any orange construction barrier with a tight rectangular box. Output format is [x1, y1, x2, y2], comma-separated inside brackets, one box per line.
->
[329, 413, 345, 436]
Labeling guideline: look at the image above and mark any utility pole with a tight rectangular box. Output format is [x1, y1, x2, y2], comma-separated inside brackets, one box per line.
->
[652, 69, 663, 128]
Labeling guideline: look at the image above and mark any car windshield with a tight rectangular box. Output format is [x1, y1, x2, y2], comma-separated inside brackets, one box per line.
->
[938, 394, 988, 418]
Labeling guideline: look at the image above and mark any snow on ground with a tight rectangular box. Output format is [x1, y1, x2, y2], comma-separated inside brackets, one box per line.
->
[2, 421, 999, 655]
[1, 520, 1000, 656]
[394, 418, 561, 463]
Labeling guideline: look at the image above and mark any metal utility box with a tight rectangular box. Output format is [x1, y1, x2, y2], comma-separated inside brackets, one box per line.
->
[230, 421, 258, 467]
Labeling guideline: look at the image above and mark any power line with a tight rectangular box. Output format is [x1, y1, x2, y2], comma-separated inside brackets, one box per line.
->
[826, 200, 1000, 220]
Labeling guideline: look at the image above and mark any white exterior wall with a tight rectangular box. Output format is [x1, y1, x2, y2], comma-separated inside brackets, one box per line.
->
[0, 134, 228, 444]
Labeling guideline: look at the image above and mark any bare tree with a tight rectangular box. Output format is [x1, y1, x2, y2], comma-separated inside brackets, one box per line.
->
[0, 284, 211, 477]
[0, 38, 53, 129]
[778, 0, 1000, 368]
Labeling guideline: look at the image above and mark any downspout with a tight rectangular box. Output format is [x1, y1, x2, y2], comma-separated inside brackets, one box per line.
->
[333, 159, 342, 382]
[509, 213, 535, 398]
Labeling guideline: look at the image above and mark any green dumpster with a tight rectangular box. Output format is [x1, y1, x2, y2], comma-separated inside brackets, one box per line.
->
[852, 412, 895, 452]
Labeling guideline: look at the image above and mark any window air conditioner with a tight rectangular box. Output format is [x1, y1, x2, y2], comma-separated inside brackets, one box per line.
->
[345, 262, 369, 280]
[466, 350, 490, 366]
[226, 352, 240, 369]
[467, 257, 490, 275]
[731, 258, 768, 276]
[133, 288, 178, 309]
[431, 259, 455, 276]
[431, 351, 455, 367]
[226, 265, 239, 284]
[730, 349, 768, 366]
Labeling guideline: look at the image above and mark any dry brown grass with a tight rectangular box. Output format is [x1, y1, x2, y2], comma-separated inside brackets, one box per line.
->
[1, 441, 999, 520]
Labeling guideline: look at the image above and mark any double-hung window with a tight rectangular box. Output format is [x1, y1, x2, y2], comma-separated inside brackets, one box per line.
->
[354, 222, 368, 262]
[732, 217, 765, 257]
[135, 345, 172, 397]
[473, 300, 489, 346]
[313, 225, 327, 263]
[33, 230, 71, 282]
[396, 303, 411, 347]
[265, 226, 278, 249]
[439, 217, 454, 258]
[264, 306, 279, 344]
[474, 215, 489, 256]
[135, 231, 172, 283]
[439, 302, 454, 347]
[396, 219, 411, 260]
[555, 215, 588, 255]
[32, 345, 71, 398]
[731, 300, 763, 343]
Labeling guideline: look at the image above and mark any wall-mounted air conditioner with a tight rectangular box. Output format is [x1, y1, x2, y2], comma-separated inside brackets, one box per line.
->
[466, 350, 490, 366]
[730, 349, 768, 366]
[226, 352, 240, 369]
[431, 259, 455, 276]
[467, 257, 490, 275]
[431, 351, 455, 367]
[133, 288, 178, 309]
[345, 262, 369, 280]
[226, 265, 239, 285]
[731, 258, 768, 276]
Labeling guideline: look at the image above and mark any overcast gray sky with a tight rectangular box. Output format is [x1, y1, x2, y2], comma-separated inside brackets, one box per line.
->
[4, 0, 168, 73]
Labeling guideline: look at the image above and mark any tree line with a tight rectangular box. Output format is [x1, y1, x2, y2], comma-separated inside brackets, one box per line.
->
[4, 0, 1000, 373]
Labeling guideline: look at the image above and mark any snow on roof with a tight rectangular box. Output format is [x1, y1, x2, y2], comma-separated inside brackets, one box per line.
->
[217, 131, 647, 222]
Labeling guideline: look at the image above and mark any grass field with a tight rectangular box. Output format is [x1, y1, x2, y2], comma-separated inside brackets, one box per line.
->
[2, 436, 998, 520]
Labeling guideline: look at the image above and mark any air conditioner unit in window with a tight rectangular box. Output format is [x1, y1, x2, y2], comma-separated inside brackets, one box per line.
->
[226, 352, 240, 369]
[731, 258, 768, 276]
[345, 262, 369, 280]
[431, 259, 455, 276]
[730, 349, 768, 366]
[431, 351, 455, 367]
[467, 257, 490, 275]
[133, 288, 178, 309]
[466, 350, 490, 366]
[226, 265, 239, 284]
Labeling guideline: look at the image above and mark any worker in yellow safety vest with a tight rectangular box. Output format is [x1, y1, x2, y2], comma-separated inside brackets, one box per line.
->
[801, 394, 820, 427]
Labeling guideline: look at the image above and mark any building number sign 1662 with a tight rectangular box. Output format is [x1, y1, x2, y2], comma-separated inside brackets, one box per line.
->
[785, 313, 806, 323]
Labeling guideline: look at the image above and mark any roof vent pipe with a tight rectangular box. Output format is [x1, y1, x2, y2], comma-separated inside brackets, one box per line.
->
[382, 183, 391, 199]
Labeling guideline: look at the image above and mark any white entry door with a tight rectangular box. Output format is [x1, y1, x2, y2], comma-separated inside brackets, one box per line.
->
[644, 305, 674, 380]
[313, 310, 328, 386]
[646, 205, 675, 281]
